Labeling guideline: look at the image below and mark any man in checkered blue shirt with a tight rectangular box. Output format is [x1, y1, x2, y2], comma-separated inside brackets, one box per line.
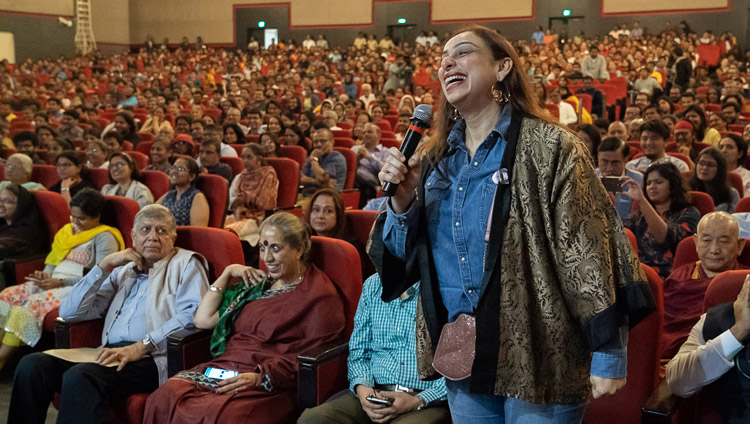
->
[298, 274, 449, 423]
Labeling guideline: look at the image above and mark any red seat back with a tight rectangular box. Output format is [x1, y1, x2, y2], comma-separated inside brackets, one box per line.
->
[219, 156, 243, 180]
[333, 147, 356, 189]
[140, 170, 170, 200]
[194, 174, 227, 228]
[729, 171, 744, 197]
[31, 165, 60, 189]
[704, 270, 750, 311]
[380, 139, 400, 149]
[266, 157, 299, 209]
[688, 191, 715, 217]
[280, 145, 307, 167]
[331, 129, 352, 139]
[126, 151, 148, 170]
[135, 141, 152, 156]
[31, 191, 70, 245]
[345, 210, 378, 278]
[736, 197, 750, 213]
[583, 265, 663, 424]
[88, 168, 110, 190]
[100, 195, 139, 249]
[374, 120, 392, 132]
[175, 226, 244, 280]
[333, 137, 355, 148]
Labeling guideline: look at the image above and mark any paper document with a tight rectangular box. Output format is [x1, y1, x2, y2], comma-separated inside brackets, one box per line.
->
[43, 348, 119, 367]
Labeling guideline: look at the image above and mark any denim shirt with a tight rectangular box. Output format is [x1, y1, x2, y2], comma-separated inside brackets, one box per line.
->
[383, 106, 626, 379]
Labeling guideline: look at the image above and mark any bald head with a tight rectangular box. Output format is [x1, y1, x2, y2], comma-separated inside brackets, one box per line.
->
[608, 121, 629, 141]
[695, 212, 745, 277]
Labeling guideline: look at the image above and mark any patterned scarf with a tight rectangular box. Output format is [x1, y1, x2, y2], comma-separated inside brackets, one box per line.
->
[209, 278, 271, 357]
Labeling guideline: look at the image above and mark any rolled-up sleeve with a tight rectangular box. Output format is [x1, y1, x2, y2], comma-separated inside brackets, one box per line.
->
[382, 199, 419, 261]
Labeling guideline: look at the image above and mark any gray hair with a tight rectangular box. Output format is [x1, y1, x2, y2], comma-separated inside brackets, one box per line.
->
[7, 153, 33, 176]
[259, 211, 312, 264]
[133, 204, 177, 236]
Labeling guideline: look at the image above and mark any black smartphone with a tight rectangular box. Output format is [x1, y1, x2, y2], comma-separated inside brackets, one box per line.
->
[366, 395, 393, 406]
[601, 176, 621, 192]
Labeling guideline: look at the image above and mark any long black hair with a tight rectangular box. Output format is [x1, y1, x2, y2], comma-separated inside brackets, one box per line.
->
[643, 161, 692, 214]
[690, 147, 733, 206]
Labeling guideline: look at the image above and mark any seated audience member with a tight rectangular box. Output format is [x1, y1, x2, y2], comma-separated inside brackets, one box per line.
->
[144, 136, 173, 173]
[259, 132, 282, 158]
[629, 118, 645, 141]
[12, 131, 46, 165]
[190, 119, 205, 146]
[228, 143, 278, 222]
[722, 102, 740, 125]
[50, 150, 96, 205]
[0, 154, 45, 191]
[223, 193, 263, 249]
[138, 105, 173, 135]
[665, 277, 750, 422]
[109, 111, 140, 147]
[102, 130, 124, 156]
[662, 114, 678, 140]
[205, 123, 237, 157]
[171, 134, 196, 157]
[623, 161, 700, 279]
[8, 204, 207, 424]
[642, 103, 661, 122]
[607, 121, 629, 142]
[265, 115, 285, 139]
[35, 125, 58, 151]
[690, 148, 740, 213]
[352, 123, 387, 206]
[173, 114, 193, 135]
[142, 212, 345, 424]
[719, 134, 750, 196]
[282, 124, 311, 151]
[157, 157, 209, 226]
[245, 109, 263, 136]
[395, 112, 410, 142]
[627, 120, 689, 172]
[623, 105, 642, 124]
[198, 139, 232, 183]
[575, 76, 604, 117]
[684, 104, 721, 147]
[322, 110, 343, 131]
[0, 184, 47, 259]
[300, 128, 347, 197]
[596, 137, 642, 221]
[101, 152, 155, 209]
[577, 123, 601, 160]
[58, 110, 84, 144]
[298, 274, 450, 424]
[547, 88, 577, 125]
[662, 212, 746, 359]
[709, 111, 728, 134]
[222, 123, 244, 157]
[86, 140, 110, 169]
[674, 119, 699, 164]
[0, 189, 124, 371]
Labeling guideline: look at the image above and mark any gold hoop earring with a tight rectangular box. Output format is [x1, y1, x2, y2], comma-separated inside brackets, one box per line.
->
[448, 105, 463, 121]
[491, 82, 509, 104]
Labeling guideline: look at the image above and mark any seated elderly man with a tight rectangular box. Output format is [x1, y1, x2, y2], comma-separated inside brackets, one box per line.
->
[298, 274, 450, 424]
[300, 127, 347, 197]
[8, 204, 209, 424]
[0, 153, 45, 191]
[352, 123, 388, 207]
[666, 277, 750, 422]
[662, 212, 747, 360]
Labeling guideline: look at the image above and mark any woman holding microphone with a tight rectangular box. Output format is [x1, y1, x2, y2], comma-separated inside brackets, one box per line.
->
[370, 25, 654, 423]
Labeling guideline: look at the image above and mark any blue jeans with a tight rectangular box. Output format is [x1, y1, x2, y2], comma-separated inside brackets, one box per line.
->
[446, 379, 587, 424]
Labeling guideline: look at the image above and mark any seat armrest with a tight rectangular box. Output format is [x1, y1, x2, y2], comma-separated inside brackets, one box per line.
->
[642, 379, 681, 424]
[54, 317, 105, 349]
[166, 327, 212, 377]
[298, 341, 349, 364]
[298, 340, 349, 410]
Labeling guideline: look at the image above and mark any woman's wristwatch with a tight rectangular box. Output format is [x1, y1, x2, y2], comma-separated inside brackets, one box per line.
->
[415, 396, 427, 411]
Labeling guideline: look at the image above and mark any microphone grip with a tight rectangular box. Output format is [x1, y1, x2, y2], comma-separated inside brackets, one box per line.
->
[382, 124, 424, 197]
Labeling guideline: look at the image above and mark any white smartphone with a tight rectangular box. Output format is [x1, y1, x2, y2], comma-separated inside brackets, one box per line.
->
[204, 367, 238, 380]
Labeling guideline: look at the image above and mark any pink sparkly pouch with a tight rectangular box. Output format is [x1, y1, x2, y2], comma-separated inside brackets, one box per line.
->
[432, 314, 476, 380]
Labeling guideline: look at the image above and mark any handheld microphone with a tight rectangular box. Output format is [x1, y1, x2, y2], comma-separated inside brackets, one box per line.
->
[382, 104, 433, 196]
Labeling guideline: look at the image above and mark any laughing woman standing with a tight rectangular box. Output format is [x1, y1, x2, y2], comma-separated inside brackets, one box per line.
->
[371, 25, 654, 423]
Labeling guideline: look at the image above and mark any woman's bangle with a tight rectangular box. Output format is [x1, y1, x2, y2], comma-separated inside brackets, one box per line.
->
[209, 285, 224, 294]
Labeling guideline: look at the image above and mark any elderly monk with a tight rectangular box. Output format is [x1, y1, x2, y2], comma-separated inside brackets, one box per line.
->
[662, 211, 747, 359]
[8, 204, 209, 424]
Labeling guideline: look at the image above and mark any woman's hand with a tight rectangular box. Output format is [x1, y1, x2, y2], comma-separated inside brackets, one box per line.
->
[620, 176, 644, 202]
[378, 147, 422, 214]
[25, 271, 61, 290]
[222, 264, 266, 288]
[61, 177, 78, 190]
[215, 372, 261, 395]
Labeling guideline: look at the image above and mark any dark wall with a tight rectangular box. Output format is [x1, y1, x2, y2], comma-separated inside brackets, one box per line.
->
[0, 13, 76, 62]
[235, 0, 750, 52]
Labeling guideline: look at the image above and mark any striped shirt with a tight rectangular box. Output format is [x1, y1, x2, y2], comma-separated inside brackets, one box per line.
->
[348, 274, 446, 405]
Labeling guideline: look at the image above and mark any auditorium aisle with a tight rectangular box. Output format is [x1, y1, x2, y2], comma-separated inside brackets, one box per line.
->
[0, 369, 57, 423]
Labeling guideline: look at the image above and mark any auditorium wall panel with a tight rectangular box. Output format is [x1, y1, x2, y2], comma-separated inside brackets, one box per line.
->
[0, 14, 76, 61]
[602, 0, 729, 15]
[0, 0, 73, 17]
[93, 0, 131, 45]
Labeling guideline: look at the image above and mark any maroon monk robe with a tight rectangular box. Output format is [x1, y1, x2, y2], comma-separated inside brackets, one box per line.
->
[662, 260, 748, 358]
[142, 264, 345, 424]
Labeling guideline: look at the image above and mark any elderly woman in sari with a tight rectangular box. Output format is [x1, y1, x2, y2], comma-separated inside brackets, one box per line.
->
[0, 153, 46, 191]
[0, 188, 124, 370]
[228, 143, 278, 223]
[143, 212, 345, 423]
[0, 184, 47, 259]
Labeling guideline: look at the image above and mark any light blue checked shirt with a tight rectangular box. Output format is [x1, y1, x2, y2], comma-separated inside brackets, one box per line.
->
[348, 274, 447, 406]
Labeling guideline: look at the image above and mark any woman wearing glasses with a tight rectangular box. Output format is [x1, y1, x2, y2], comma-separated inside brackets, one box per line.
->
[100, 152, 155, 209]
[156, 157, 209, 226]
[50, 150, 96, 205]
[622, 160, 700, 279]
[0, 188, 124, 370]
[689, 147, 740, 213]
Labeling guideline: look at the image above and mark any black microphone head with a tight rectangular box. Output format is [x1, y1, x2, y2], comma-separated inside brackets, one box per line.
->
[412, 104, 433, 126]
